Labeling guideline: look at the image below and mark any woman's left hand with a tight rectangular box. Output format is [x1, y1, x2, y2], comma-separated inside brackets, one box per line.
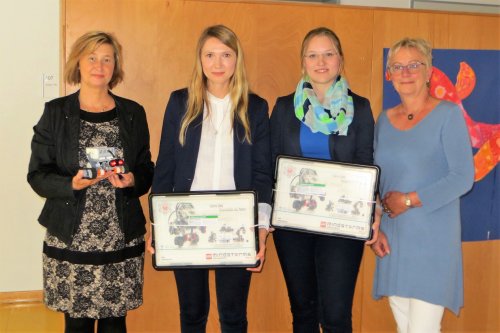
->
[108, 172, 135, 188]
[382, 191, 408, 218]
[247, 228, 269, 272]
[370, 230, 391, 258]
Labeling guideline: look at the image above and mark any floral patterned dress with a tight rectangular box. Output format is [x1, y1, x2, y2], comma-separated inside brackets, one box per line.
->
[43, 109, 144, 319]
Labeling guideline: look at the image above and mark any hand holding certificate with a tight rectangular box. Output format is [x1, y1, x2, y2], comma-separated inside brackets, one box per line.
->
[271, 155, 380, 240]
[149, 191, 259, 269]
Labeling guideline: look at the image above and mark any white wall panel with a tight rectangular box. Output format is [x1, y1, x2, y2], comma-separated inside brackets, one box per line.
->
[0, 0, 60, 292]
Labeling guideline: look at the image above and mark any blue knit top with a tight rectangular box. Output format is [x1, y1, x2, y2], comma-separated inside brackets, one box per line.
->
[372, 101, 474, 314]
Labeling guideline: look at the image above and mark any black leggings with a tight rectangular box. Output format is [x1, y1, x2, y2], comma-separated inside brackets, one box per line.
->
[64, 314, 126, 333]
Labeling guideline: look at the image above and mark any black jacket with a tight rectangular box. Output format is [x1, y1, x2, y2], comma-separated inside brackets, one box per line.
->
[152, 88, 273, 204]
[27, 91, 154, 245]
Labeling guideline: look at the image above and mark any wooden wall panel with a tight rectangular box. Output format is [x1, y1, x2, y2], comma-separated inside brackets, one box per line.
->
[63, 1, 499, 332]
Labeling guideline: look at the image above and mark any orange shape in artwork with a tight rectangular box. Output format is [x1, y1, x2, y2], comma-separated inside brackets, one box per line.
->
[455, 62, 476, 101]
[429, 63, 499, 182]
[474, 131, 500, 181]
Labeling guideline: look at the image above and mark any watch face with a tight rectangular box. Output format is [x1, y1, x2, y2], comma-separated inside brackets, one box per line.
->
[405, 197, 411, 207]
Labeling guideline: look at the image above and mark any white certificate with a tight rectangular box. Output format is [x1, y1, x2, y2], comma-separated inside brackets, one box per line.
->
[272, 155, 379, 240]
[149, 191, 258, 269]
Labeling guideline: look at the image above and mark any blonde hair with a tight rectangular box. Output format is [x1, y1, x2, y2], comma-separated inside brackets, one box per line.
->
[64, 31, 124, 89]
[179, 25, 250, 145]
[386, 37, 433, 69]
[301, 27, 344, 76]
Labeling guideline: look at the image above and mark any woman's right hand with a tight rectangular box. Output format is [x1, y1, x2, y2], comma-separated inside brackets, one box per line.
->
[71, 169, 111, 190]
[146, 232, 155, 254]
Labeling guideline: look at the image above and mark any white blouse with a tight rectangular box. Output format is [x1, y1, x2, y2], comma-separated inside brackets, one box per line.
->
[191, 92, 235, 191]
[190, 92, 270, 229]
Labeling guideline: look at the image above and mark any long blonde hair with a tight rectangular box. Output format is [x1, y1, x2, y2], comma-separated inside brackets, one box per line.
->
[179, 25, 251, 145]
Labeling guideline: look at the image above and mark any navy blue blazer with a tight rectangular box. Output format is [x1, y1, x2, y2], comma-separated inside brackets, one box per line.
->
[152, 88, 273, 204]
[270, 90, 374, 168]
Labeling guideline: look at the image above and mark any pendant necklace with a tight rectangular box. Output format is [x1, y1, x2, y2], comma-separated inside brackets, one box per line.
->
[405, 106, 418, 120]
[210, 103, 230, 135]
[403, 96, 428, 121]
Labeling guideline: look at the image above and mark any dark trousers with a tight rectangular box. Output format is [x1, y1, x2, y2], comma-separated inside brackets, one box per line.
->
[273, 229, 364, 333]
[174, 268, 252, 333]
[64, 314, 126, 333]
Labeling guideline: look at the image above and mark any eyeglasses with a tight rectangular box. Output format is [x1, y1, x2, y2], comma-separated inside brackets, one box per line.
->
[304, 51, 338, 61]
[387, 61, 426, 74]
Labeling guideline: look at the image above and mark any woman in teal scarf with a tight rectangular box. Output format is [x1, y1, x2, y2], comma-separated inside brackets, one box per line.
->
[270, 27, 377, 333]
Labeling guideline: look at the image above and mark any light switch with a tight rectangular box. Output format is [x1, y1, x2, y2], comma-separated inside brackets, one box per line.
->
[43, 73, 59, 99]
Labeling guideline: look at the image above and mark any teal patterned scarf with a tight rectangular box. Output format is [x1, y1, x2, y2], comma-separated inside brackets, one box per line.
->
[294, 76, 354, 135]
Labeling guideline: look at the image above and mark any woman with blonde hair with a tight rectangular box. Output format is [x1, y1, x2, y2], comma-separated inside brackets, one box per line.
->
[270, 27, 377, 332]
[151, 25, 272, 332]
[371, 37, 474, 332]
[28, 31, 154, 332]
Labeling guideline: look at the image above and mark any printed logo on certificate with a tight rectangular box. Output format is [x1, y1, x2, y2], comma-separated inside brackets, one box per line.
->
[271, 155, 380, 240]
[149, 191, 259, 269]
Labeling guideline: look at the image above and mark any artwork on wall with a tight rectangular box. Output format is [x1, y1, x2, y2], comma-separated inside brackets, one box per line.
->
[383, 49, 500, 242]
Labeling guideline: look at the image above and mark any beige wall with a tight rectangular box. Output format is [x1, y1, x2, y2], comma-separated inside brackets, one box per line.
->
[0, 0, 60, 292]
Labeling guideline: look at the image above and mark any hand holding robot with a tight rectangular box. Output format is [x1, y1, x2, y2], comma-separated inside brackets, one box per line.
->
[82, 147, 128, 179]
[72, 147, 132, 190]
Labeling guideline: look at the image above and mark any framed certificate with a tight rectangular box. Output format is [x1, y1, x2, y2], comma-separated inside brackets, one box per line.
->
[271, 155, 379, 240]
[149, 191, 259, 270]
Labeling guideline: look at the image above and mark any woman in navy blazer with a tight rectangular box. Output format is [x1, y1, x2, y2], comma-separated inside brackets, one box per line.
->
[150, 25, 272, 333]
[270, 27, 377, 333]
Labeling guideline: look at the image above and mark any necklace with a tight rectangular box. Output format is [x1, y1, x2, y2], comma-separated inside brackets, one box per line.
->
[80, 102, 111, 113]
[403, 107, 419, 121]
[209, 100, 230, 135]
[79, 96, 114, 113]
[401, 96, 428, 121]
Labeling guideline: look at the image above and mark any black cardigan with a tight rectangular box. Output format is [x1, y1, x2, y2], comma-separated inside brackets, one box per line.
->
[27, 91, 154, 244]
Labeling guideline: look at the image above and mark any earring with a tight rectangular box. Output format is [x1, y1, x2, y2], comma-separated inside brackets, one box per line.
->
[385, 71, 391, 81]
[426, 80, 430, 88]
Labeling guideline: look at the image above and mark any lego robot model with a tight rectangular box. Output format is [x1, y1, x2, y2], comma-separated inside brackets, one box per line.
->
[233, 226, 246, 242]
[82, 147, 128, 179]
[289, 168, 325, 211]
[325, 196, 364, 217]
[168, 203, 207, 247]
[208, 225, 246, 244]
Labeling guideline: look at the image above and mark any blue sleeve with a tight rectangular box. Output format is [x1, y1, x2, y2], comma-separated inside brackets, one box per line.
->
[373, 111, 385, 153]
[353, 97, 375, 164]
[151, 91, 183, 194]
[251, 98, 273, 204]
[418, 107, 474, 213]
[270, 97, 284, 174]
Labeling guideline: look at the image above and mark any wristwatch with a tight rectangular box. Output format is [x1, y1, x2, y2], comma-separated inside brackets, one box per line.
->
[404, 194, 412, 208]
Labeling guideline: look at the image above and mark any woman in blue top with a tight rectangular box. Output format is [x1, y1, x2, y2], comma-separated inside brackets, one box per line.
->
[371, 38, 474, 333]
[270, 27, 377, 333]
